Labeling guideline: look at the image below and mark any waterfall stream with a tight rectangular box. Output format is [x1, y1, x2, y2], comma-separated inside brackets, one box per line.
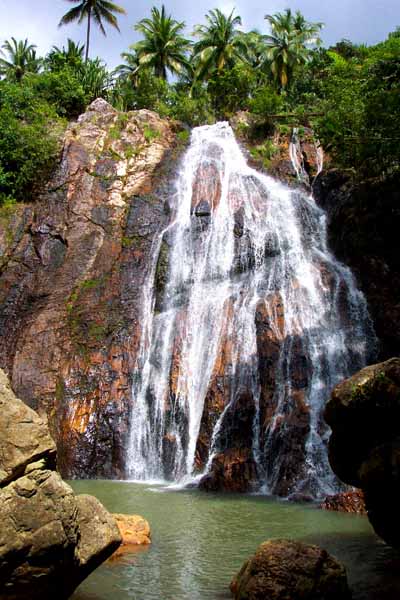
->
[126, 122, 375, 498]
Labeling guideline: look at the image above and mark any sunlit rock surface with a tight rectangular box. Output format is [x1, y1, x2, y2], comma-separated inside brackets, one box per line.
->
[0, 99, 181, 478]
[0, 369, 121, 600]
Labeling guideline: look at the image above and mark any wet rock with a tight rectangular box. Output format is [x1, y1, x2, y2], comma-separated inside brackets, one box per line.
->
[313, 169, 400, 360]
[191, 161, 222, 213]
[255, 299, 313, 497]
[199, 448, 258, 493]
[0, 370, 121, 599]
[325, 358, 400, 547]
[321, 490, 366, 514]
[230, 539, 351, 600]
[154, 236, 171, 312]
[194, 200, 212, 217]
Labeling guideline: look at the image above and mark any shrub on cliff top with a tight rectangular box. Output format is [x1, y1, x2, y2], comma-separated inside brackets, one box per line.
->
[26, 69, 86, 118]
[0, 81, 65, 204]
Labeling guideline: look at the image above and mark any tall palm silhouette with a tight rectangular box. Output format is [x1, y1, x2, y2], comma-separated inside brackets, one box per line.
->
[59, 0, 126, 62]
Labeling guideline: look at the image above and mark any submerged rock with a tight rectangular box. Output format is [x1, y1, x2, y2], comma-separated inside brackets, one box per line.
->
[0, 369, 121, 599]
[325, 358, 400, 547]
[230, 539, 350, 600]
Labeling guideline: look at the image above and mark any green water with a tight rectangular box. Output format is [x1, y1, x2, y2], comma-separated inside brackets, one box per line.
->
[70, 481, 400, 600]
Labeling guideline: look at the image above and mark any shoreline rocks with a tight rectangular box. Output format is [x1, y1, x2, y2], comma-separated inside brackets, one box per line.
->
[112, 514, 151, 557]
[321, 490, 366, 515]
[0, 369, 122, 599]
[324, 358, 400, 547]
[231, 538, 351, 600]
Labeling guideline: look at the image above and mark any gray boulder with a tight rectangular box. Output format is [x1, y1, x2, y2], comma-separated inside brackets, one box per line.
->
[0, 369, 121, 599]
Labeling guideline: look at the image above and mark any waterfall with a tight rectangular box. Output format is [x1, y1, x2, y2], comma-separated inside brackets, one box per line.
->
[290, 127, 324, 183]
[126, 122, 375, 498]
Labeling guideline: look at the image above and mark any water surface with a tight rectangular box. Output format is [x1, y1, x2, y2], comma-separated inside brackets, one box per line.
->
[70, 481, 400, 600]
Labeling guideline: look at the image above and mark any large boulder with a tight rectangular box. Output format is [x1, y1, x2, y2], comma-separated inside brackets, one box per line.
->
[0, 370, 56, 485]
[324, 357, 400, 547]
[0, 369, 122, 599]
[230, 539, 350, 600]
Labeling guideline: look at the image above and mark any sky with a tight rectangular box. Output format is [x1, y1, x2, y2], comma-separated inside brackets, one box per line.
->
[0, 0, 399, 68]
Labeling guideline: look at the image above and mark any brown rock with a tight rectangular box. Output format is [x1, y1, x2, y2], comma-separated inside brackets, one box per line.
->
[321, 490, 366, 514]
[199, 448, 258, 493]
[325, 358, 400, 547]
[112, 514, 151, 555]
[0, 370, 56, 486]
[0, 99, 182, 478]
[230, 539, 351, 600]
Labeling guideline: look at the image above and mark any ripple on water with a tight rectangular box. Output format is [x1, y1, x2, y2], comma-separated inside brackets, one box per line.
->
[69, 481, 400, 600]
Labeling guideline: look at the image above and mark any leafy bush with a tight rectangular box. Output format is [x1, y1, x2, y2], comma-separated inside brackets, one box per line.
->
[0, 81, 65, 203]
[249, 86, 284, 117]
[166, 90, 214, 126]
[207, 63, 257, 116]
[309, 31, 400, 174]
[26, 69, 86, 118]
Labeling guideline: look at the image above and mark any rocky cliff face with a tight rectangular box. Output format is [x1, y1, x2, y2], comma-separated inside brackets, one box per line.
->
[313, 170, 400, 359]
[0, 99, 182, 478]
[0, 369, 121, 599]
[1, 102, 395, 497]
[325, 358, 400, 548]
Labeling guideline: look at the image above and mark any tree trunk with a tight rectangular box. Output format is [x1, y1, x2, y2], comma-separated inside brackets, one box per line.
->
[85, 7, 92, 62]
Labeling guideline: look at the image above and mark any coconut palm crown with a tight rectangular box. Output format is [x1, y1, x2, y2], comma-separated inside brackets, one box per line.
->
[133, 5, 191, 81]
[0, 38, 41, 82]
[264, 8, 323, 91]
[59, 0, 126, 62]
[192, 9, 248, 81]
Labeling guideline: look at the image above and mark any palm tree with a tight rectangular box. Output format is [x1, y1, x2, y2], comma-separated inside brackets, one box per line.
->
[0, 38, 41, 81]
[133, 5, 191, 81]
[59, 0, 126, 62]
[46, 39, 85, 71]
[238, 30, 269, 85]
[113, 50, 140, 88]
[192, 9, 248, 81]
[264, 9, 323, 91]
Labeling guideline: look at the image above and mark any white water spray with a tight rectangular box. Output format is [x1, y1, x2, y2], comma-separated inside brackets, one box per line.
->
[126, 122, 374, 497]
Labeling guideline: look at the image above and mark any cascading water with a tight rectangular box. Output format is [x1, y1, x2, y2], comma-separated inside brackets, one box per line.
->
[290, 127, 324, 184]
[126, 122, 375, 498]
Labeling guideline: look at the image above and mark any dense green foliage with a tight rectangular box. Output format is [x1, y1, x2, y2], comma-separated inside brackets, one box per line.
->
[0, 83, 64, 203]
[0, 4, 398, 205]
[291, 31, 400, 175]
